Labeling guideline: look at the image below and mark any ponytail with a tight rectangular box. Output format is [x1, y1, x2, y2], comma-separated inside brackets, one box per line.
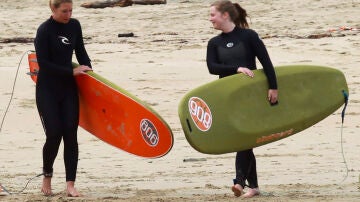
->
[211, 0, 249, 29]
[233, 3, 248, 28]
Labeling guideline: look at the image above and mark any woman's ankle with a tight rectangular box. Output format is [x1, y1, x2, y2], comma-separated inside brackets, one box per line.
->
[41, 177, 53, 196]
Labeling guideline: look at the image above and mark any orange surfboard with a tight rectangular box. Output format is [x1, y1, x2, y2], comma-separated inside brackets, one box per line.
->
[28, 52, 173, 158]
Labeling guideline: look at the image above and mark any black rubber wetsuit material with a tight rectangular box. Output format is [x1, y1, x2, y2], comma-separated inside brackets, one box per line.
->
[206, 26, 277, 89]
[206, 26, 278, 188]
[34, 16, 91, 181]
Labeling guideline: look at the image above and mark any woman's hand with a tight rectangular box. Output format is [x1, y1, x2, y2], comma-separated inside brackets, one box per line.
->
[73, 65, 92, 76]
[268, 89, 278, 104]
[237, 67, 254, 77]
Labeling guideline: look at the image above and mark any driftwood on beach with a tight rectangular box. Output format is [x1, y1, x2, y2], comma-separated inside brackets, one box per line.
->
[81, 0, 166, 8]
[0, 37, 34, 43]
[133, 0, 166, 5]
[81, 0, 133, 8]
[261, 28, 359, 39]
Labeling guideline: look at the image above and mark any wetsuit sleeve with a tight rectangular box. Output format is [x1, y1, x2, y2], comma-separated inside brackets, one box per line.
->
[74, 20, 92, 68]
[34, 24, 73, 76]
[250, 32, 278, 89]
[206, 38, 238, 76]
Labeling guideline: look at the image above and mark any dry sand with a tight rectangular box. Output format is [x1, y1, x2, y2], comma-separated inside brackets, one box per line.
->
[0, 0, 359, 201]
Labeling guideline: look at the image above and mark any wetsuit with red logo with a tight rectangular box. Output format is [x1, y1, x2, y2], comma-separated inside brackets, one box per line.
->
[206, 26, 277, 189]
[34, 16, 91, 181]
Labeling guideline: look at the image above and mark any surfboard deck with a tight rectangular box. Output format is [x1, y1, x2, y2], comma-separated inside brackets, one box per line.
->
[178, 65, 348, 154]
[28, 52, 173, 158]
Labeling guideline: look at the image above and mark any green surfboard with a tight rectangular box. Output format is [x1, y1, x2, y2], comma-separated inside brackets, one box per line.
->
[178, 65, 348, 154]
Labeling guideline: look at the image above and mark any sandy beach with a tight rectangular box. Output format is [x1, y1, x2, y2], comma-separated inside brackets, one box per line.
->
[1, 0, 360, 201]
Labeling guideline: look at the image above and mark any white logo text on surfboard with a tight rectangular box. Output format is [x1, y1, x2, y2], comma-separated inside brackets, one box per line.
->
[188, 97, 212, 131]
[140, 119, 159, 147]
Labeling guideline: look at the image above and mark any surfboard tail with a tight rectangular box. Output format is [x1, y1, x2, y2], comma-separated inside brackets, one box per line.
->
[27, 52, 38, 83]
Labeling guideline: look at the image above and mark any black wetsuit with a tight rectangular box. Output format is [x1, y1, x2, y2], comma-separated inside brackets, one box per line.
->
[34, 16, 91, 181]
[206, 26, 277, 189]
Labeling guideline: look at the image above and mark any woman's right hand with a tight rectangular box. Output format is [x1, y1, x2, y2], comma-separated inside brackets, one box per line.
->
[73, 65, 92, 76]
[237, 67, 254, 77]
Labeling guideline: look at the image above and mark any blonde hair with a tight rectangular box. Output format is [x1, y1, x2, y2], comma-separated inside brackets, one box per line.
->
[49, 0, 73, 8]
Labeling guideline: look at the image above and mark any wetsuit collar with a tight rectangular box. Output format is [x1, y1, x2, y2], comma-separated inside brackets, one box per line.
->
[221, 26, 239, 36]
[49, 15, 68, 25]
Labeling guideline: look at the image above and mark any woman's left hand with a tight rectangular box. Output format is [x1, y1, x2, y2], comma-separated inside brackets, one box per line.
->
[73, 65, 92, 76]
[268, 89, 278, 104]
[237, 67, 254, 77]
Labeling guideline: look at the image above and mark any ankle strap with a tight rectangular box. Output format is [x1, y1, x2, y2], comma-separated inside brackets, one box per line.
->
[43, 172, 53, 177]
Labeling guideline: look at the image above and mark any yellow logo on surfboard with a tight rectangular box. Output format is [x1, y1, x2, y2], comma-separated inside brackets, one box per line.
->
[188, 97, 212, 131]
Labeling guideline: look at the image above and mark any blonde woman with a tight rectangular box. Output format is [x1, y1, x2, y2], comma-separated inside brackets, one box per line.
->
[34, 0, 92, 196]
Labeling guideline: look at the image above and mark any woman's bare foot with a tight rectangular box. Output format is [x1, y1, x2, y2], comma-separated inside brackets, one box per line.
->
[66, 181, 80, 197]
[231, 184, 244, 197]
[41, 177, 53, 196]
[242, 188, 260, 198]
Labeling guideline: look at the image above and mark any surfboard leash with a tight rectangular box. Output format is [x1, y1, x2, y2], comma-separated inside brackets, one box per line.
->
[0, 50, 33, 134]
[1, 173, 44, 195]
[341, 90, 348, 124]
[0, 51, 43, 195]
[339, 90, 349, 183]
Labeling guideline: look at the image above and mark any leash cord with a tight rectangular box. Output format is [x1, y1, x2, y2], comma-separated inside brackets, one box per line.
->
[339, 90, 349, 183]
[0, 50, 32, 133]
[340, 123, 348, 183]
[5, 173, 44, 195]
[0, 51, 41, 195]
